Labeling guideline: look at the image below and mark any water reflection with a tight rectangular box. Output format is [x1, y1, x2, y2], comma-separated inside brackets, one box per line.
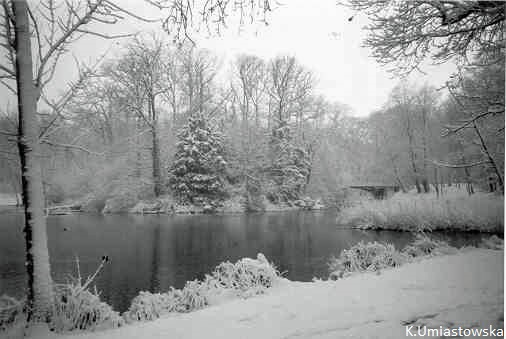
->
[0, 209, 486, 312]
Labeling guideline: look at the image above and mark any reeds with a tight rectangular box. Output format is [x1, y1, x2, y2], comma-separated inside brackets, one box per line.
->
[338, 188, 503, 232]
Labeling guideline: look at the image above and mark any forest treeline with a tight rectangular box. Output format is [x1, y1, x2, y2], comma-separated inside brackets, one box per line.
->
[0, 38, 503, 211]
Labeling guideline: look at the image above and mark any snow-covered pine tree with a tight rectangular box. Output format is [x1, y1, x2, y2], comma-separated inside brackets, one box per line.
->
[267, 121, 311, 203]
[170, 114, 227, 204]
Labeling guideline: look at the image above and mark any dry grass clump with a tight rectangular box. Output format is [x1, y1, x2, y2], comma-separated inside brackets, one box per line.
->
[50, 257, 124, 332]
[206, 254, 279, 295]
[402, 234, 457, 257]
[51, 283, 124, 332]
[480, 235, 504, 250]
[0, 295, 24, 332]
[124, 253, 280, 323]
[328, 241, 407, 280]
[0, 257, 124, 334]
[338, 188, 503, 232]
[124, 280, 210, 322]
[328, 234, 465, 280]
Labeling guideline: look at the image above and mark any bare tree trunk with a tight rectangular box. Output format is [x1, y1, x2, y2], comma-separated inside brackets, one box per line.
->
[421, 102, 430, 193]
[135, 118, 142, 178]
[404, 108, 421, 193]
[151, 126, 161, 196]
[433, 166, 440, 198]
[391, 156, 407, 193]
[13, 0, 54, 322]
[460, 155, 475, 195]
[150, 98, 162, 197]
[473, 121, 504, 192]
[409, 149, 421, 193]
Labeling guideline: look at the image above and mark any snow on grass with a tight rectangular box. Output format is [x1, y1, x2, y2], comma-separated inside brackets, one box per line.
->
[123, 254, 280, 323]
[0, 295, 24, 332]
[28, 247, 503, 339]
[51, 283, 124, 332]
[327, 235, 461, 280]
[338, 187, 504, 232]
[328, 241, 406, 280]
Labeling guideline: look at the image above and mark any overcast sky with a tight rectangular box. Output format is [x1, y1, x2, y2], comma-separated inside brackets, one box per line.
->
[2, 0, 457, 117]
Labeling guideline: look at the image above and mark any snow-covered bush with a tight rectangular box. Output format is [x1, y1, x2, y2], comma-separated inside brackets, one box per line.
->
[176, 280, 209, 312]
[124, 254, 280, 323]
[206, 253, 280, 297]
[402, 234, 456, 258]
[1, 258, 123, 334]
[480, 235, 504, 250]
[50, 257, 124, 332]
[51, 283, 124, 332]
[328, 235, 462, 280]
[328, 241, 407, 280]
[123, 290, 181, 322]
[0, 295, 24, 332]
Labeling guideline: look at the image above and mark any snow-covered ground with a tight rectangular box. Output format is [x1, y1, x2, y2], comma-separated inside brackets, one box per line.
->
[30, 248, 503, 339]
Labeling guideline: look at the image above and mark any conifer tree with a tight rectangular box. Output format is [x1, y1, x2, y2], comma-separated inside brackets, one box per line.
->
[170, 114, 227, 203]
[267, 121, 311, 202]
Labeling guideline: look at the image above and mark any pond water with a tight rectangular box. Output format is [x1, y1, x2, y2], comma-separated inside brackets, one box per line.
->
[0, 208, 487, 312]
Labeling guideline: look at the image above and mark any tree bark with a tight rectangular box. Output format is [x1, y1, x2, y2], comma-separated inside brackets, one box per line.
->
[406, 121, 421, 193]
[391, 156, 407, 193]
[149, 97, 162, 197]
[13, 0, 54, 322]
[473, 121, 504, 192]
[420, 98, 430, 193]
[151, 125, 161, 196]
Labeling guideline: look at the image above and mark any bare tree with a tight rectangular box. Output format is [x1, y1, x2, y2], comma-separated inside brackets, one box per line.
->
[178, 45, 218, 117]
[342, 0, 505, 75]
[105, 37, 167, 196]
[440, 62, 505, 191]
[230, 54, 267, 178]
[267, 56, 314, 126]
[0, 0, 155, 322]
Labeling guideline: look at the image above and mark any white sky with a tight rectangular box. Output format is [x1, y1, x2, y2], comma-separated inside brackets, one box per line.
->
[1, 0, 457, 117]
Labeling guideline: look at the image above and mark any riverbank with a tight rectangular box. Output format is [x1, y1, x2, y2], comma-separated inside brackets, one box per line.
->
[44, 194, 326, 215]
[28, 247, 503, 339]
[338, 188, 504, 233]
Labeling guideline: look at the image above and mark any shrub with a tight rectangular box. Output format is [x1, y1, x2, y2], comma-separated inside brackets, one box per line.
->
[206, 253, 279, 297]
[338, 188, 503, 232]
[328, 241, 407, 280]
[328, 235, 461, 280]
[124, 253, 280, 323]
[0, 295, 24, 332]
[51, 283, 124, 332]
[176, 280, 209, 312]
[123, 291, 179, 322]
[402, 234, 457, 257]
[50, 257, 124, 332]
[480, 235, 504, 250]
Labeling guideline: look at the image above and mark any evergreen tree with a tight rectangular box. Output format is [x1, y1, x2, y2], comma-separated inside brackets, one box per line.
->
[267, 121, 311, 202]
[170, 114, 227, 203]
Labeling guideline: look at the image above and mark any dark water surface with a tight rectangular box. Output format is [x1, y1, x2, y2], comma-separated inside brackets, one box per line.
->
[0, 208, 486, 312]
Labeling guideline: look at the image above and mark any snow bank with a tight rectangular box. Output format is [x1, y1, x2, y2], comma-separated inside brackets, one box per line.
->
[30, 248, 503, 339]
[122, 254, 281, 323]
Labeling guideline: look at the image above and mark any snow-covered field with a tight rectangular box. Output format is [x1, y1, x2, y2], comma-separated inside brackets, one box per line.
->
[30, 248, 503, 339]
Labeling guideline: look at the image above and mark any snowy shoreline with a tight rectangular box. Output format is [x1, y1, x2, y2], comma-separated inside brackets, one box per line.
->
[27, 248, 503, 339]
